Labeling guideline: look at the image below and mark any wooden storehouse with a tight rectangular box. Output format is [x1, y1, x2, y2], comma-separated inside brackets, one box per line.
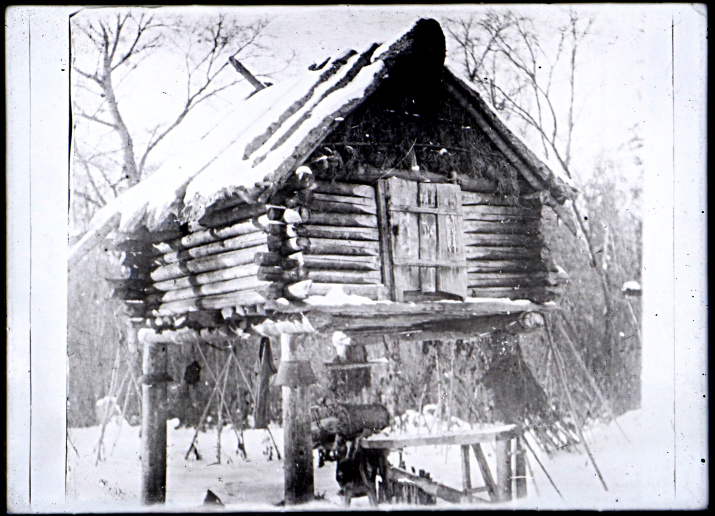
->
[71, 18, 578, 504]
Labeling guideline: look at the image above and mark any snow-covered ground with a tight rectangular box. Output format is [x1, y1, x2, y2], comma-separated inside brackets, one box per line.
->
[66, 409, 677, 511]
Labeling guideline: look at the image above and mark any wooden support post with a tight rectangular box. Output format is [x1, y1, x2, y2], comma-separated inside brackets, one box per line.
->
[515, 436, 527, 499]
[471, 444, 498, 502]
[495, 437, 513, 502]
[139, 340, 171, 504]
[460, 445, 472, 492]
[278, 334, 315, 505]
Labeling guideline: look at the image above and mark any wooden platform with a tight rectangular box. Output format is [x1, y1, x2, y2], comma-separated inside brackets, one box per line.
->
[358, 424, 526, 506]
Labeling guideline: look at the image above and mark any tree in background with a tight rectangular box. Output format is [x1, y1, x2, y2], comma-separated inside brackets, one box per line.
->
[68, 8, 278, 427]
[447, 9, 643, 413]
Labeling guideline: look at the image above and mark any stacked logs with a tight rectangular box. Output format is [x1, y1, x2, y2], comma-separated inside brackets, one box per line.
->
[255, 172, 317, 302]
[462, 191, 560, 302]
[291, 179, 387, 300]
[110, 198, 275, 323]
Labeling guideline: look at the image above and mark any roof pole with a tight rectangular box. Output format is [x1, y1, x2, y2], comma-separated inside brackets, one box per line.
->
[139, 337, 172, 504]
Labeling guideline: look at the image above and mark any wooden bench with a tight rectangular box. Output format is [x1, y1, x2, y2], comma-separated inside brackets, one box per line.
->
[358, 424, 527, 505]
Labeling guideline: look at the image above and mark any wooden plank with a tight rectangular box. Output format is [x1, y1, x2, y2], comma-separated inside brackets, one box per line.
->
[375, 179, 395, 300]
[393, 258, 466, 268]
[307, 212, 378, 228]
[468, 286, 555, 302]
[461, 445, 472, 492]
[465, 233, 542, 248]
[361, 426, 517, 449]
[495, 439, 513, 501]
[295, 225, 379, 241]
[353, 164, 498, 193]
[418, 183, 437, 293]
[464, 212, 540, 223]
[302, 254, 380, 271]
[386, 467, 466, 504]
[314, 180, 376, 198]
[471, 444, 498, 502]
[387, 177, 420, 301]
[308, 270, 382, 284]
[150, 244, 268, 282]
[308, 198, 377, 215]
[436, 183, 468, 299]
[307, 237, 380, 256]
[515, 436, 527, 499]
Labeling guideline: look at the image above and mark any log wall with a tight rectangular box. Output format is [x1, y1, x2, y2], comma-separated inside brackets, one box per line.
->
[290, 179, 388, 301]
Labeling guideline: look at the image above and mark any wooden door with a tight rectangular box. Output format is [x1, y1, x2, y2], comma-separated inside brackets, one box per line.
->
[381, 177, 467, 301]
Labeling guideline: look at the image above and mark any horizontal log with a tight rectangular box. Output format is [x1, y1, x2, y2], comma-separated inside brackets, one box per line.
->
[112, 227, 182, 246]
[464, 213, 540, 223]
[295, 224, 379, 241]
[194, 203, 266, 229]
[281, 172, 316, 192]
[153, 218, 265, 254]
[311, 403, 389, 447]
[461, 191, 519, 206]
[302, 254, 380, 271]
[308, 270, 382, 284]
[467, 272, 550, 288]
[463, 220, 540, 235]
[465, 233, 543, 248]
[149, 275, 273, 304]
[138, 327, 246, 346]
[253, 252, 301, 269]
[314, 180, 376, 198]
[463, 205, 541, 218]
[307, 198, 377, 216]
[467, 260, 548, 273]
[268, 236, 311, 255]
[267, 206, 310, 224]
[308, 283, 387, 300]
[307, 238, 380, 256]
[150, 244, 268, 282]
[269, 188, 313, 208]
[152, 289, 269, 316]
[153, 263, 260, 292]
[469, 287, 556, 302]
[353, 164, 498, 193]
[466, 246, 542, 261]
[257, 265, 309, 282]
[159, 231, 267, 265]
[311, 191, 376, 207]
[306, 212, 378, 228]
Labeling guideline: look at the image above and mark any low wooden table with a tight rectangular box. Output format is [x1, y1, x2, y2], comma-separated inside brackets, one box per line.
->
[359, 424, 527, 505]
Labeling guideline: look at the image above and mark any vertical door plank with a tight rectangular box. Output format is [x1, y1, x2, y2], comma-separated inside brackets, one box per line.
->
[418, 183, 437, 292]
[436, 184, 468, 298]
[387, 177, 419, 301]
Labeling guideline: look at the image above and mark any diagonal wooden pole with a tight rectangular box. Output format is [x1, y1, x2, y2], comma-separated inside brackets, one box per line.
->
[545, 316, 608, 492]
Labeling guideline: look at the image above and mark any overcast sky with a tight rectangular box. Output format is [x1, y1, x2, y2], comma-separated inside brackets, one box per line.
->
[70, 4, 698, 190]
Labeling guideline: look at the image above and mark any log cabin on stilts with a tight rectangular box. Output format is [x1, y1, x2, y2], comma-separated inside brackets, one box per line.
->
[70, 18, 580, 506]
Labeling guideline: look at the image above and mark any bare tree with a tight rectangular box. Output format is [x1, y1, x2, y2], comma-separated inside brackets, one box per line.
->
[70, 9, 271, 223]
[447, 10, 642, 410]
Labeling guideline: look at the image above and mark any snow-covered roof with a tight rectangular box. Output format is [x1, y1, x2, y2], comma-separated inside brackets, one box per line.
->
[73, 18, 578, 258]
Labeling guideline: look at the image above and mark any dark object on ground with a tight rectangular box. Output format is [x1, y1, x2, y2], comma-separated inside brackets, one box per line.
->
[203, 489, 223, 506]
[184, 360, 201, 385]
